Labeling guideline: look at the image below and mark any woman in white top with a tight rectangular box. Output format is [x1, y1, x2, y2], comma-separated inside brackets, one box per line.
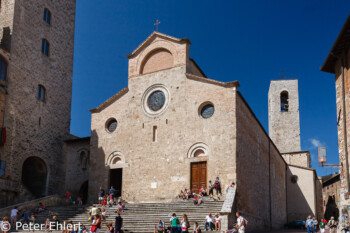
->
[215, 214, 221, 231]
[181, 214, 190, 233]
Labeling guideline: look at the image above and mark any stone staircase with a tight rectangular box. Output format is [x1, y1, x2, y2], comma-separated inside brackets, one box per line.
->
[16, 199, 224, 233]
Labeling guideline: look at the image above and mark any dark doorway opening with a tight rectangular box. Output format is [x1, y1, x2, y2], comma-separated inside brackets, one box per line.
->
[325, 195, 339, 221]
[109, 169, 122, 197]
[191, 162, 207, 194]
[22, 157, 47, 197]
[79, 180, 89, 204]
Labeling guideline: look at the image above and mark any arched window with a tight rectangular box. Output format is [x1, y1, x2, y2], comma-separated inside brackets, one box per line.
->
[37, 85, 46, 101]
[0, 55, 7, 80]
[41, 39, 50, 56]
[280, 91, 289, 112]
[43, 8, 51, 25]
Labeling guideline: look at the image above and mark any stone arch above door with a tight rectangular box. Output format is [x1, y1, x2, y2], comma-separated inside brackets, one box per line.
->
[106, 151, 128, 169]
[21, 156, 48, 197]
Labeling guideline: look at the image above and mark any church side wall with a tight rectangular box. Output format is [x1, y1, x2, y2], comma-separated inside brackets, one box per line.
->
[236, 92, 287, 231]
[89, 66, 238, 203]
[286, 166, 316, 221]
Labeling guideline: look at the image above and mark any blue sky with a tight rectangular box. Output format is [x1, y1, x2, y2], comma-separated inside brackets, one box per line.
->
[71, 0, 349, 176]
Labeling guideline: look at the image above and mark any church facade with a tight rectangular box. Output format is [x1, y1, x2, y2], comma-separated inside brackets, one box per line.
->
[86, 32, 321, 230]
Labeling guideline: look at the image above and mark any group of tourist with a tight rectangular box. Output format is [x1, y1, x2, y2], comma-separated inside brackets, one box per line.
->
[154, 212, 224, 233]
[305, 216, 337, 233]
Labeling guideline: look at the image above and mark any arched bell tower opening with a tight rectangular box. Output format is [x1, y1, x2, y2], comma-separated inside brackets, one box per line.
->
[21, 157, 48, 198]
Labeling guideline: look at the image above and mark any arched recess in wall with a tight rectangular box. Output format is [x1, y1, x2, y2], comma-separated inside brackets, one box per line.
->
[187, 142, 210, 158]
[106, 151, 127, 169]
[140, 48, 174, 75]
[21, 156, 48, 198]
[78, 148, 89, 170]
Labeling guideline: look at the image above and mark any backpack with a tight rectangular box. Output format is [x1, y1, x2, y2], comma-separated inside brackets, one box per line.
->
[243, 218, 248, 228]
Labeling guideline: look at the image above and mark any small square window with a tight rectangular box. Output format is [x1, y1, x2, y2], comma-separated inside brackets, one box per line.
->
[43, 8, 51, 25]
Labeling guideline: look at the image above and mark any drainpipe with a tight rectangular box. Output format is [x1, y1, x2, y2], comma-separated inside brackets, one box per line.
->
[332, 51, 350, 193]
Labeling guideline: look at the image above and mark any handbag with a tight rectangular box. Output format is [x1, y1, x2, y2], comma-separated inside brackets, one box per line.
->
[91, 226, 97, 232]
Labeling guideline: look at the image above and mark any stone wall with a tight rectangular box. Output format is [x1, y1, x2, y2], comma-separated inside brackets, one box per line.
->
[334, 48, 350, 219]
[268, 79, 301, 153]
[282, 151, 311, 168]
[236, 92, 287, 231]
[63, 137, 90, 203]
[286, 165, 317, 221]
[0, 0, 15, 51]
[0, 0, 76, 206]
[89, 65, 238, 203]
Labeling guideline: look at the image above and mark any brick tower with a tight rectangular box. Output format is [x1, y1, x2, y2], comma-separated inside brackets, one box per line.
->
[0, 0, 76, 206]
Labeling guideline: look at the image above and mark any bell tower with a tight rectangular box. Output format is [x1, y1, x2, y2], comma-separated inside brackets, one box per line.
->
[268, 79, 301, 153]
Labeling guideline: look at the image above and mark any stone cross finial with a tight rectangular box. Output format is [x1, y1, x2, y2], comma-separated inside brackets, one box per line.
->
[154, 19, 160, 32]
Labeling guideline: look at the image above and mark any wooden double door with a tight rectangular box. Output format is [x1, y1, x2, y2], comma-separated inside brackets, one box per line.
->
[191, 162, 207, 194]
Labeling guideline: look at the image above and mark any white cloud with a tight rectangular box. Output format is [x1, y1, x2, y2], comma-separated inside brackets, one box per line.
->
[310, 138, 324, 148]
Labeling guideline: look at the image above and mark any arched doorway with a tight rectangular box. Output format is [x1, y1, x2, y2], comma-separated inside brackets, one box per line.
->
[22, 157, 47, 198]
[79, 180, 89, 204]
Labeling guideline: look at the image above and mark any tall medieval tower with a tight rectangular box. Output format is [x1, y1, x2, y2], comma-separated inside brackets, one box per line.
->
[0, 0, 76, 206]
[268, 79, 301, 153]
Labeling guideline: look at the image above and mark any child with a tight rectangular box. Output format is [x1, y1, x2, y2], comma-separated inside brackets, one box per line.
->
[29, 213, 36, 231]
[107, 223, 114, 233]
[103, 197, 107, 206]
[77, 197, 83, 206]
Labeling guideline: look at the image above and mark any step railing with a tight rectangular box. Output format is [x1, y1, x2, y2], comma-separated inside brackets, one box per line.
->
[220, 187, 236, 232]
[0, 195, 65, 217]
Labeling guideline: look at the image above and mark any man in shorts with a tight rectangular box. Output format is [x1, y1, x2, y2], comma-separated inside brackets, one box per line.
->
[98, 186, 105, 205]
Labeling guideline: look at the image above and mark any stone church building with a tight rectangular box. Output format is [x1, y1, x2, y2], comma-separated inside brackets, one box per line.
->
[85, 32, 322, 230]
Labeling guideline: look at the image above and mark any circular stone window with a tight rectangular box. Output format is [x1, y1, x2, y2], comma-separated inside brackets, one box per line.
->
[106, 118, 117, 133]
[200, 103, 215, 119]
[147, 91, 165, 111]
[291, 175, 298, 183]
[142, 84, 170, 117]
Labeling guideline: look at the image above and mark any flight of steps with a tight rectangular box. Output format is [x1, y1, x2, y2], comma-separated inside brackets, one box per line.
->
[16, 199, 224, 233]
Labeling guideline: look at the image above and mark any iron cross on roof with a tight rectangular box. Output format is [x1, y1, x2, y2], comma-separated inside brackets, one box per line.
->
[279, 70, 286, 79]
[154, 19, 160, 32]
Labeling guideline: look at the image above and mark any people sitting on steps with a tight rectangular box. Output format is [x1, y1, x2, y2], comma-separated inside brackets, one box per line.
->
[154, 219, 165, 233]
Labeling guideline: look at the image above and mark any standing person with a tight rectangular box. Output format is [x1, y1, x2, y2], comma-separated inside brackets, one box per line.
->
[328, 216, 336, 233]
[98, 187, 105, 205]
[170, 213, 179, 233]
[114, 211, 123, 233]
[305, 216, 314, 233]
[90, 205, 98, 223]
[208, 181, 215, 199]
[181, 214, 190, 233]
[313, 217, 318, 232]
[109, 186, 115, 201]
[319, 218, 325, 233]
[10, 206, 18, 227]
[214, 177, 222, 200]
[23, 209, 30, 224]
[235, 212, 246, 233]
